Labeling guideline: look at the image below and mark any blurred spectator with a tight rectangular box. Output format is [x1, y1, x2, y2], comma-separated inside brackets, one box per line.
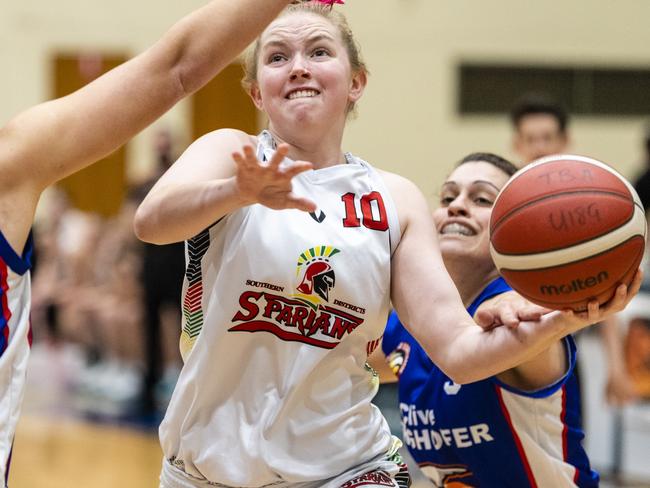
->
[510, 93, 570, 166]
[132, 129, 185, 417]
[29, 129, 187, 422]
[622, 130, 650, 400]
[30, 188, 145, 417]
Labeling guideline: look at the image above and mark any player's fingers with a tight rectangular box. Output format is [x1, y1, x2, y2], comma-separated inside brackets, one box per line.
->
[627, 268, 644, 297]
[242, 144, 258, 163]
[283, 161, 314, 179]
[517, 303, 551, 322]
[287, 195, 317, 213]
[233, 145, 258, 169]
[232, 152, 255, 175]
[586, 299, 600, 322]
[606, 284, 628, 313]
[269, 144, 290, 169]
[474, 309, 496, 329]
[232, 151, 245, 166]
[500, 306, 520, 328]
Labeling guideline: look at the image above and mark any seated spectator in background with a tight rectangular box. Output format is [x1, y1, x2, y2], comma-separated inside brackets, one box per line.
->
[31, 191, 145, 417]
[132, 129, 185, 417]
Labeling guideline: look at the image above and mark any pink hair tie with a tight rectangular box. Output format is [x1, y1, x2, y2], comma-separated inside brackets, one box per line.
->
[314, 0, 345, 5]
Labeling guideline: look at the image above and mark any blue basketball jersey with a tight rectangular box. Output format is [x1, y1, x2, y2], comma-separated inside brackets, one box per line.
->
[382, 277, 599, 487]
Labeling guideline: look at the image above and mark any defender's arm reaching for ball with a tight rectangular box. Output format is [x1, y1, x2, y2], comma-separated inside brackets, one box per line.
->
[0, 0, 294, 259]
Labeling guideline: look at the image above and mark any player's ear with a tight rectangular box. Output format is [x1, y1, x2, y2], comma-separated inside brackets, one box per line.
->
[249, 83, 264, 110]
[348, 70, 367, 104]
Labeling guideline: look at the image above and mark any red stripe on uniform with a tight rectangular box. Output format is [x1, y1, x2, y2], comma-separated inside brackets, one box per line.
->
[0, 258, 12, 354]
[561, 385, 569, 458]
[28, 317, 33, 348]
[495, 385, 538, 488]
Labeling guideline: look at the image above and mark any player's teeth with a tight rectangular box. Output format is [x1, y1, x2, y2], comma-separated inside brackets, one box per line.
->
[288, 90, 318, 99]
[441, 223, 475, 236]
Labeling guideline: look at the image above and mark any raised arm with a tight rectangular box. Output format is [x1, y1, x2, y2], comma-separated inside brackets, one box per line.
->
[0, 0, 294, 190]
[386, 173, 639, 385]
[0, 0, 293, 253]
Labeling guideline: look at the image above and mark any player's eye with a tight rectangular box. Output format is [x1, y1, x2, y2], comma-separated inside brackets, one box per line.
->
[474, 197, 493, 206]
[268, 53, 286, 63]
[439, 195, 456, 206]
[312, 48, 330, 57]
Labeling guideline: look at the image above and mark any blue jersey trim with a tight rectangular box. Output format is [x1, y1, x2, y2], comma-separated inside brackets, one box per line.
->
[491, 335, 578, 398]
[0, 230, 32, 275]
[382, 310, 401, 357]
[467, 277, 511, 317]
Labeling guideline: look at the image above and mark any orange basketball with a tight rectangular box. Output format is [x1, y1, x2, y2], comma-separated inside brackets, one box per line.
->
[490, 155, 647, 311]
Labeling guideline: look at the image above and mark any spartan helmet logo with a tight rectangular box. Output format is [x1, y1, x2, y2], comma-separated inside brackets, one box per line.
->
[297, 261, 335, 301]
[293, 246, 340, 307]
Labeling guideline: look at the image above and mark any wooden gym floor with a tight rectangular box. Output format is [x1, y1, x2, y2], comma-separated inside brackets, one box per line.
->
[9, 415, 162, 488]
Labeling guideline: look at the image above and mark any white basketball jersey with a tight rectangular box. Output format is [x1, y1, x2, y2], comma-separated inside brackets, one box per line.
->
[160, 132, 400, 486]
[0, 232, 33, 487]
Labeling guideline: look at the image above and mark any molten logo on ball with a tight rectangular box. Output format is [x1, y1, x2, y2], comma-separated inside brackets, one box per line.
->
[540, 271, 609, 296]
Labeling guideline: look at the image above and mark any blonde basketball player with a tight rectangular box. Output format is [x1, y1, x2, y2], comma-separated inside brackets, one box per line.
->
[135, 2, 641, 487]
[0, 1, 295, 485]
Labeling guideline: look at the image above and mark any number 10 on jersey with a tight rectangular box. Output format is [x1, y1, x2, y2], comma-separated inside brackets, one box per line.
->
[341, 192, 389, 231]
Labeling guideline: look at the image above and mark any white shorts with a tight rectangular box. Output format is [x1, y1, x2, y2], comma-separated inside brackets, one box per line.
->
[0, 323, 30, 488]
[160, 437, 410, 488]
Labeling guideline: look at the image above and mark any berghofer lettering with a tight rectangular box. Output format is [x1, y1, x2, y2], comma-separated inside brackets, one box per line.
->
[540, 271, 608, 295]
[400, 403, 494, 451]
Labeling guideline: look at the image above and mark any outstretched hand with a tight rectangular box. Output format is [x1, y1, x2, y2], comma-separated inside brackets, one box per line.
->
[556, 269, 644, 334]
[475, 291, 551, 330]
[476, 269, 644, 333]
[232, 143, 317, 212]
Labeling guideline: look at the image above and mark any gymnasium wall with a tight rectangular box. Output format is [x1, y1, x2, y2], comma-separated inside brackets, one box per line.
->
[2, 0, 650, 201]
